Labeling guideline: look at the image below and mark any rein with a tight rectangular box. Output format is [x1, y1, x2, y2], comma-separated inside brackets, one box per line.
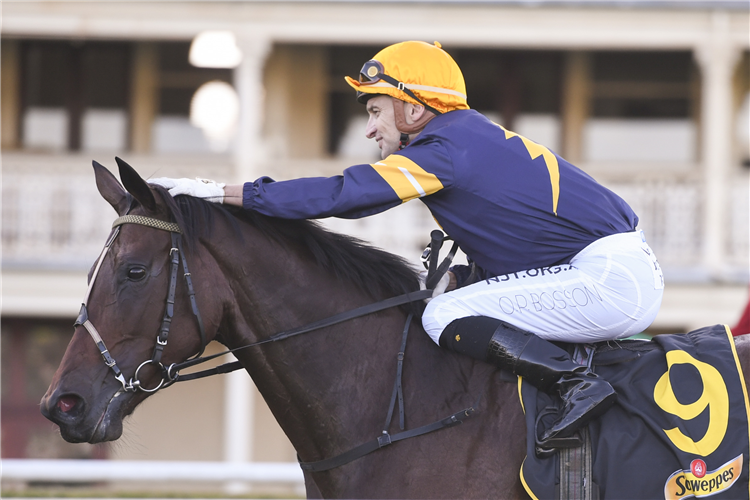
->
[171, 229, 458, 383]
[82, 213, 476, 471]
[167, 289, 433, 381]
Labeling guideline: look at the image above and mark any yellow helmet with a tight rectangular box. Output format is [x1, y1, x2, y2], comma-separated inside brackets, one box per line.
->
[344, 41, 469, 115]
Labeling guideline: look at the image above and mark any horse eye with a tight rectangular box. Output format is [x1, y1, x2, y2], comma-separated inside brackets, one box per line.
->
[127, 267, 147, 281]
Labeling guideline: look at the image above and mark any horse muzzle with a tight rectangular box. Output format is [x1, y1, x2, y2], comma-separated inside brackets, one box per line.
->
[41, 386, 129, 443]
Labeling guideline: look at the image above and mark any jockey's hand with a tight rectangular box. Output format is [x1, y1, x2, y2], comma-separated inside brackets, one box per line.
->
[149, 177, 226, 204]
[419, 271, 453, 303]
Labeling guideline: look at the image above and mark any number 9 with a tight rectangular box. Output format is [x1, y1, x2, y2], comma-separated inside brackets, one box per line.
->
[653, 350, 729, 456]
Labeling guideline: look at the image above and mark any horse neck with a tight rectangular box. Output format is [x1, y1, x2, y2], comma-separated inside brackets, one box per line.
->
[202, 220, 414, 461]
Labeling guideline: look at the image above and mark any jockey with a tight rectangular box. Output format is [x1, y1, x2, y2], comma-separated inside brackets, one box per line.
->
[150, 40, 664, 448]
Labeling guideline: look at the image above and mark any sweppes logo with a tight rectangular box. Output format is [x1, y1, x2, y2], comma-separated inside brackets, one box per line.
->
[690, 459, 706, 478]
[664, 455, 743, 499]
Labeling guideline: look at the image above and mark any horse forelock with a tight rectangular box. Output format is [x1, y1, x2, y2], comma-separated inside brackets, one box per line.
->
[155, 191, 421, 304]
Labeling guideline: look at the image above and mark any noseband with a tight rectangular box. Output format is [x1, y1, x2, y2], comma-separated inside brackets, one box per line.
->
[75, 214, 206, 393]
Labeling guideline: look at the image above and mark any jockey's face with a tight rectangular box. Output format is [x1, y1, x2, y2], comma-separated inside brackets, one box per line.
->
[365, 95, 401, 159]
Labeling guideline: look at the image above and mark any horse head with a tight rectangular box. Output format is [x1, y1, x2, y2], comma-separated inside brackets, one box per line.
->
[40, 158, 226, 443]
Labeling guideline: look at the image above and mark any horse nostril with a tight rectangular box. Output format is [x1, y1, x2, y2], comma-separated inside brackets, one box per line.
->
[51, 394, 85, 421]
[57, 395, 79, 413]
[41, 392, 85, 426]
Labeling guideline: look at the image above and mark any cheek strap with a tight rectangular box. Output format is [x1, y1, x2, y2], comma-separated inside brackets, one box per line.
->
[392, 97, 436, 148]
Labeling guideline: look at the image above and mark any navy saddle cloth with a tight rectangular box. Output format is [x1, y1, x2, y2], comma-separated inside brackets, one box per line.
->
[520, 324, 750, 500]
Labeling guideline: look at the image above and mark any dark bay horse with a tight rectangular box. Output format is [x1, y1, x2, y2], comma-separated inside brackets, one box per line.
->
[41, 160, 750, 499]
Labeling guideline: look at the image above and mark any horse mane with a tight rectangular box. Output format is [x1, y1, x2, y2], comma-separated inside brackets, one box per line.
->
[153, 188, 421, 304]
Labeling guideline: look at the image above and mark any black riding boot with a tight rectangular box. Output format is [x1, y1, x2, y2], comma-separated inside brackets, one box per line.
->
[439, 316, 616, 447]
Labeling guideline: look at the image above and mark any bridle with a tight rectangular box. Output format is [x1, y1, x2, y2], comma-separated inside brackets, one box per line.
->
[78, 215, 476, 471]
[79, 217, 460, 396]
[76, 214, 207, 393]
[78, 215, 455, 395]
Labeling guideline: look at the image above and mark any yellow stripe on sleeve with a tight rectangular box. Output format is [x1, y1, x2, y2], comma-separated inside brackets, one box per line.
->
[371, 154, 444, 203]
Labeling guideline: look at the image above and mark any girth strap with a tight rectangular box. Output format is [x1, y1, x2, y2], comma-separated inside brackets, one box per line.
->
[384, 313, 412, 431]
[296, 312, 479, 473]
[299, 404, 477, 473]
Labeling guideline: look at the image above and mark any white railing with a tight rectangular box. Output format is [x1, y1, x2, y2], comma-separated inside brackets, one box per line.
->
[1, 153, 234, 270]
[2, 172, 114, 269]
[1, 459, 304, 487]
[2, 155, 748, 280]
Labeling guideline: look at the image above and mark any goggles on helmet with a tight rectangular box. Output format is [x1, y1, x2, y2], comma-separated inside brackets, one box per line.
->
[358, 60, 386, 85]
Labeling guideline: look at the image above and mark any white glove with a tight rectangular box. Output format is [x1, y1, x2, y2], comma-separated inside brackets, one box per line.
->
[149, 177, 226, 204]
[418, 270, 451, 303]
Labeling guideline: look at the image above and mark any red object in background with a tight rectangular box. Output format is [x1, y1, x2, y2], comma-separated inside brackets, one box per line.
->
[1, 318, 107, 459]
[732, 287, 750, 336]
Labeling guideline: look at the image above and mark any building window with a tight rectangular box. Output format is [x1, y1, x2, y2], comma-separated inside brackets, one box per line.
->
[455, 49, 562, 152]
[16, 39, 234, 154]
[151, 42, 233, 154]
[585, 51, 696, 163]
[21, 40, 130, 153]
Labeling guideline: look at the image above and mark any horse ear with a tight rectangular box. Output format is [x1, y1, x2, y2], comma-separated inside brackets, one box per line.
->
[93, 160, 130, 215]
[115, 157, 156, 212]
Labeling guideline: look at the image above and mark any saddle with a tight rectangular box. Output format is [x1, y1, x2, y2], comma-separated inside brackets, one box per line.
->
[520, 324, 750, 500]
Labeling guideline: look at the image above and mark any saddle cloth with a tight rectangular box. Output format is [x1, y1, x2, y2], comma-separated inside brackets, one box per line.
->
[520, 324, 750, 500]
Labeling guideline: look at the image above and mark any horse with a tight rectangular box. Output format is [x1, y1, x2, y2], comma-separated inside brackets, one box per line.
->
[41, 159, 750, 499]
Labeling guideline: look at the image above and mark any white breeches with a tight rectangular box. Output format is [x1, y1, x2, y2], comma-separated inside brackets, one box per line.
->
[422, 230, 664, 344]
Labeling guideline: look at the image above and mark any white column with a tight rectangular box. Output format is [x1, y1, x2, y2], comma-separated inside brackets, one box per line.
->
[222, 354, 254, 494]
[223, 34, 271, 495]
[694, 12, 742, 278]
[233, 35, 273, 185]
